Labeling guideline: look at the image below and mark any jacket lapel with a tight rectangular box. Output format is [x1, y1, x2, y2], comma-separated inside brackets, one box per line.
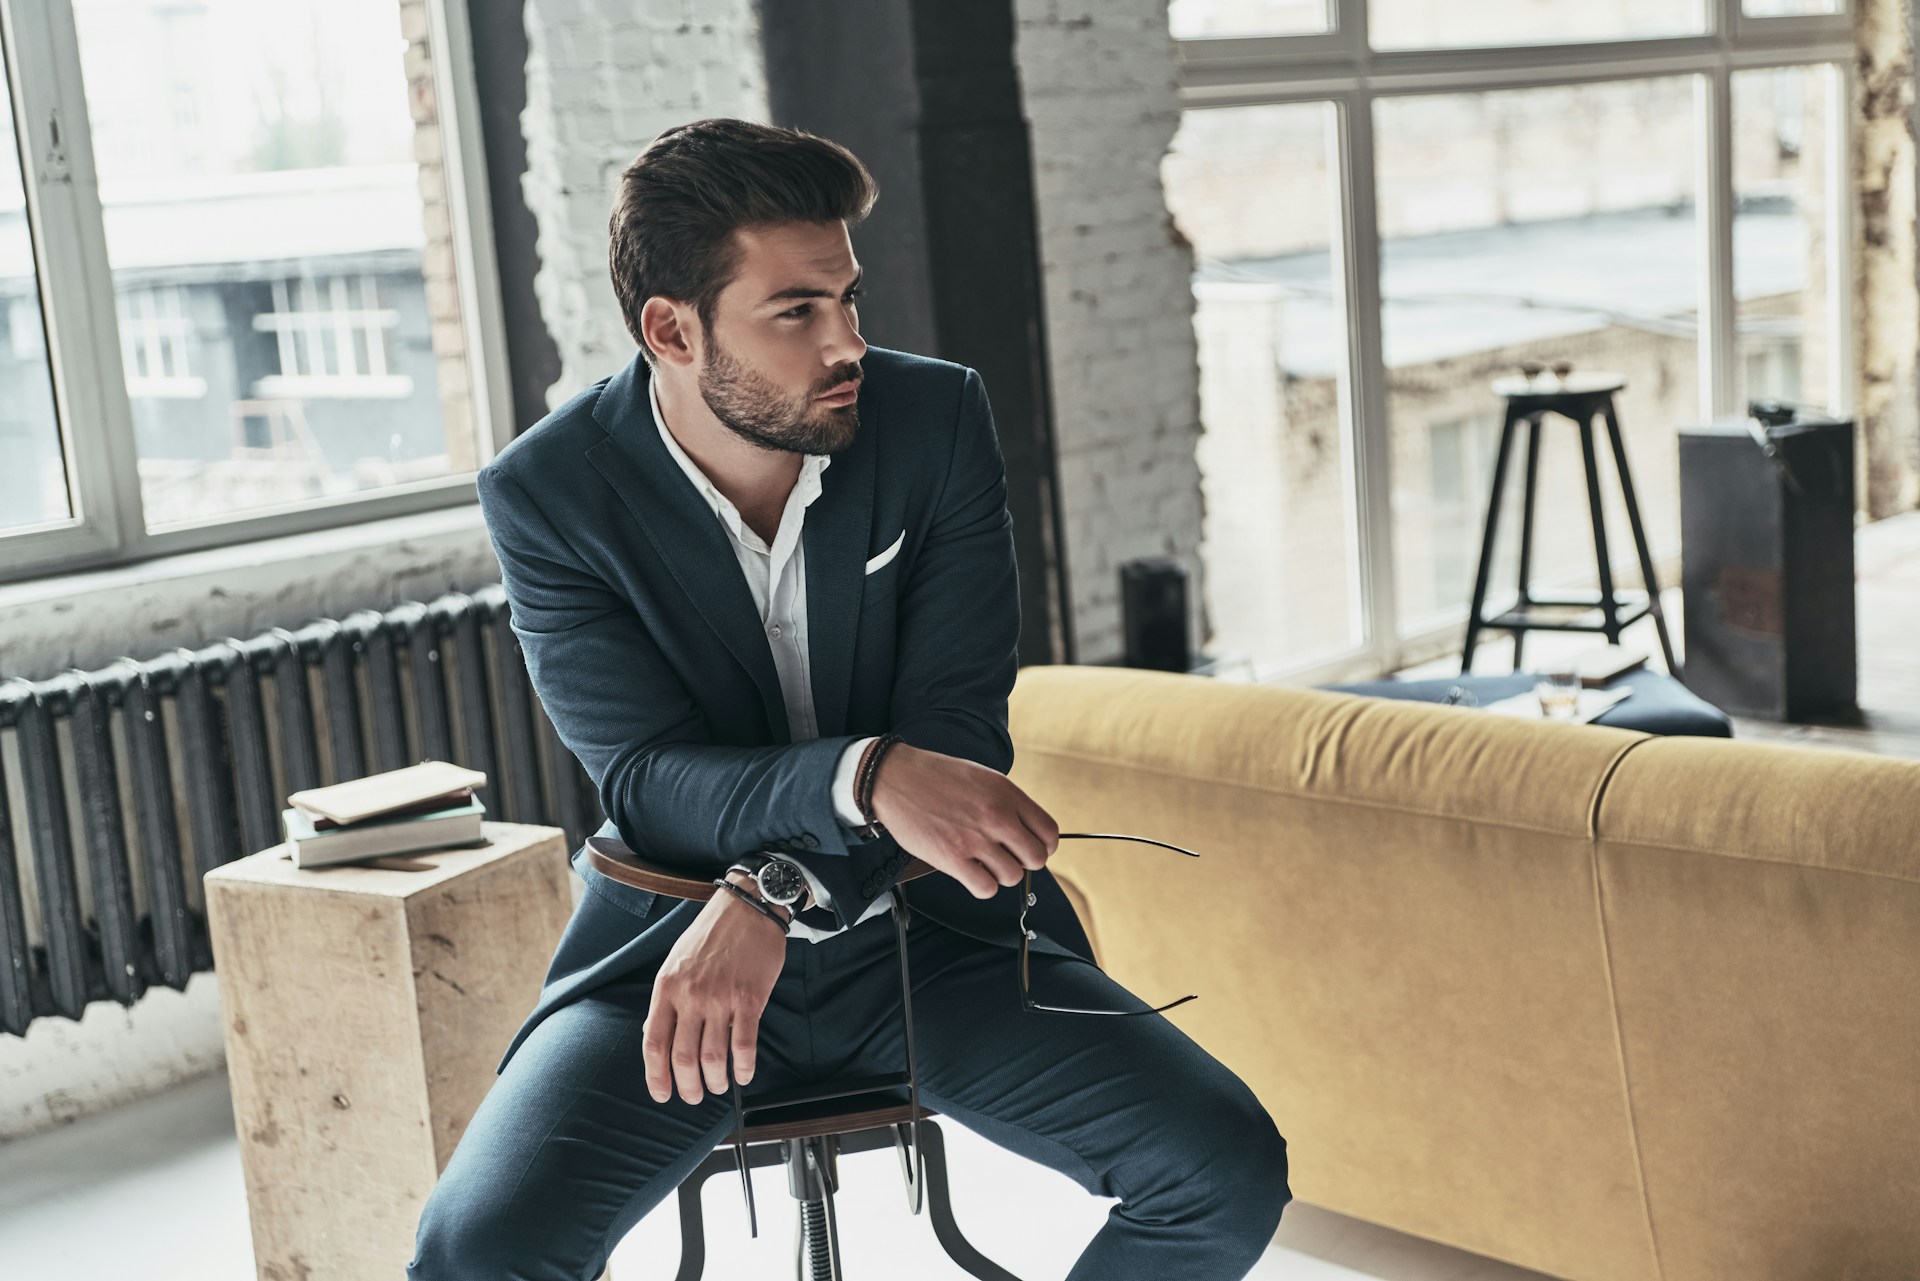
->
[585, 355, 790, 742]
[802, 391, 876, 740]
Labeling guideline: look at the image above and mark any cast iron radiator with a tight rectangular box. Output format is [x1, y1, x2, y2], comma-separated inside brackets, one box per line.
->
[0, 583, 600, 1037]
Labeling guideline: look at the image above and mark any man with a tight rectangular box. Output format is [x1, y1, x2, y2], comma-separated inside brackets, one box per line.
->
[408, 117, 1289, 1280]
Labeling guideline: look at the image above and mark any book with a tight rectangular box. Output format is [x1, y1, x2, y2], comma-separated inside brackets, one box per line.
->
[288, 761, 488, 826]
[282, 798, 488, 869]
[1570, 645, 1649, 688]
[301, 787, 475, 831]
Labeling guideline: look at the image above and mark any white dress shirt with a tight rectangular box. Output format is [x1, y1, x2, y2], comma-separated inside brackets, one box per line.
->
[648, 374, 887, 942]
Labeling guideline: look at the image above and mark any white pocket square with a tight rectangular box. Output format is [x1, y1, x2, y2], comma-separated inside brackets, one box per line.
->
[864, 530, 904, 575]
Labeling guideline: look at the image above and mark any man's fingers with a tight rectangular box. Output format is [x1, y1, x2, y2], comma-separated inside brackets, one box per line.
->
[643, 1004, 676, 1104]
[1001, 817, 1048, 872]
[730, 1012, 760, 1087]
[700, 1015, 732, 1097]
[981, 822, 1038, 883]
[671, 1015, 707, 1104]
[1018, 797, 1060, 857]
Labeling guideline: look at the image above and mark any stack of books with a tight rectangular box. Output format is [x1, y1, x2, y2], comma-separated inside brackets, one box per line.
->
[282, 760, 490, 869]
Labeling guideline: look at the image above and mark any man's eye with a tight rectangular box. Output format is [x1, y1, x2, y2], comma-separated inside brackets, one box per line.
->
[782, 289, 863, 320]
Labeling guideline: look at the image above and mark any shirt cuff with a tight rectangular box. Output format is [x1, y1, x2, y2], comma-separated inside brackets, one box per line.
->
[832, 735, 881, 827]
[792, 858, 833, 913]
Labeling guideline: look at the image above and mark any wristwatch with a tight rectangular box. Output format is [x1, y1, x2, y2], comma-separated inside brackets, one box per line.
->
[728, 852, 810, 910]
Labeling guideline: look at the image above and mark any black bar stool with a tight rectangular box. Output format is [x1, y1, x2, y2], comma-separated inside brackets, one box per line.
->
[1461, 370, 1680, 677]
[585, 835, 1022, 1281]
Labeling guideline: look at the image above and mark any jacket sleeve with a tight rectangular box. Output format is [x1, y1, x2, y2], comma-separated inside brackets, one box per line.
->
[859, 367, 1024, 899]
[891, 367, 1021, 770]
[475, 465, 867, 893]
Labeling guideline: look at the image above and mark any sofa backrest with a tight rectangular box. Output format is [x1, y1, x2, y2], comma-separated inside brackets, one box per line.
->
[1589, 736, 1920, 1281]
[1007, 664, 1662, 1281]
[1009, 663, 1920, 1281]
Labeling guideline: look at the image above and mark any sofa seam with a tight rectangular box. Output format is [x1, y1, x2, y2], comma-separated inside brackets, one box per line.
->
[1016, 745, 1598, 840]
[1588, 735, 1668, 1281]
[1591, 836, 1920, 887]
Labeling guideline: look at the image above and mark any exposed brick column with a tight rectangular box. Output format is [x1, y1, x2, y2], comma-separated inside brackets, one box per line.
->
[1012, 1, 1205, 663]
[1855, 0, 1920, 518]
[519, 0, 767, 402]
[398, 0, 478, 471]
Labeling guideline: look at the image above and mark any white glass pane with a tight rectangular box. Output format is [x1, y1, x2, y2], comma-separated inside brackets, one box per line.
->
[1744, 0, 1840, 13]
[1371, 0, 1705, 49]
[1163, 102, 1363, 673]
[0, 86, 72, 534]
[1733, 65, 1837, 411]
[1375, 78, 1699, 640]
[1170, 0, 1332, 39]
[71, 0, 479, 530]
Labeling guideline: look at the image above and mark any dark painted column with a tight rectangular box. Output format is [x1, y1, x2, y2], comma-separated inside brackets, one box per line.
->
[763, 0, 1076, 666]
[467, 0, 564, 436]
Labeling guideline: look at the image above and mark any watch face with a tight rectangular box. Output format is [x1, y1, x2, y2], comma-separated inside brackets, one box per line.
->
[755, 858, 808, 906]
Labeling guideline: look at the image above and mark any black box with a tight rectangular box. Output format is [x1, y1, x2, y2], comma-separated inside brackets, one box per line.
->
[1120, 557, 1190, 673]
[1678, 408, 1857, 722]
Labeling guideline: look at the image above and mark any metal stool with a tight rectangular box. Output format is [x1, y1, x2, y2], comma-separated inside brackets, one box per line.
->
[1462, 371, 1680, 676]
[585, 836, 1023, 1281]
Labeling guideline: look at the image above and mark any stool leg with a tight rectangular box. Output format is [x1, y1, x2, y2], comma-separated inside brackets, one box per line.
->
[1512, 414, 1544, 672]
[1600, 399, 1681, 675]
[671, 1147, 738, 1281]
[919, 1121, 1023, 1281]
[1577, 411, 1623, 646]
[1463, 402, 1525, 674]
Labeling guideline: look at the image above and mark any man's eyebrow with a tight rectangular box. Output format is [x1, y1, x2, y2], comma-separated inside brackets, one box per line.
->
[760, 269, 864, 307]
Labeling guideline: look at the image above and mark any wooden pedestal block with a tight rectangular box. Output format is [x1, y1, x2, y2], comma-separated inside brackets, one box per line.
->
[205, 821, 573, 1280]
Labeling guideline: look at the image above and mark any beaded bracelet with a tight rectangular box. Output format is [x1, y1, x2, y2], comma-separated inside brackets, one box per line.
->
[712, 876, 791, 937]
[854, 732, 904, 831]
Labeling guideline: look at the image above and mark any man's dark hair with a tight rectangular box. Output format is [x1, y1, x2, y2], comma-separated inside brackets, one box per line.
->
[610, 118, 878, 365]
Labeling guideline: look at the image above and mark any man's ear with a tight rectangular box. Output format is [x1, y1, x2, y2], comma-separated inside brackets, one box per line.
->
[639, 296, 698, 370]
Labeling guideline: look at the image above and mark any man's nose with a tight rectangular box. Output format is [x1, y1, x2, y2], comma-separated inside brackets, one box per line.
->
[822, 306, 866, 368]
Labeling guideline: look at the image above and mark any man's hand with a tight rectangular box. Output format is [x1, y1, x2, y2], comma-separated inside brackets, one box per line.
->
[642, 872, 787, 1106]
[868, 744, 1060, 898]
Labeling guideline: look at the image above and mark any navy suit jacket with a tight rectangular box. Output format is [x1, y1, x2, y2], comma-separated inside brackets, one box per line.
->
[477, 345, 1094, 1074]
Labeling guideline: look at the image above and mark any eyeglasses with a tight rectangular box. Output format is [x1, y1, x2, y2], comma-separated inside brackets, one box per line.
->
[1019, 832, 1202, 1016]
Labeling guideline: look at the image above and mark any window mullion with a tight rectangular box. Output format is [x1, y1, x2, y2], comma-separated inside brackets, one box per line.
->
[1330, 90, 1399, 671]
[10, 0, 146, 564]
[1698, 67, 1739, 419]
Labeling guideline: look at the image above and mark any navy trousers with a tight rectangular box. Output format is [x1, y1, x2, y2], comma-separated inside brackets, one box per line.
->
[407, 899, 1291, 1280]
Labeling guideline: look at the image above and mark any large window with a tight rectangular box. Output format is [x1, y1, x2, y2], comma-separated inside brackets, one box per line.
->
[1166, 0, 1852, 681]
[0, 0, 505, 580]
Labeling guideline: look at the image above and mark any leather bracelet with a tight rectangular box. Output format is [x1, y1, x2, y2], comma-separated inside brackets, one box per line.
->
[712, 876, 791, 937]
[854, 732, 904, 830]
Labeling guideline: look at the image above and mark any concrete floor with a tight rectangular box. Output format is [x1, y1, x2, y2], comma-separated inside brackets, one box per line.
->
[0, 1070, 1561, 1281]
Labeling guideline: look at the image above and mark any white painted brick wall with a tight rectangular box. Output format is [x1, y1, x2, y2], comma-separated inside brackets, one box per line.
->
[520, 0, 769, 400]
[1012, 0, 1204, 662]
[517, 0, 1203, 662]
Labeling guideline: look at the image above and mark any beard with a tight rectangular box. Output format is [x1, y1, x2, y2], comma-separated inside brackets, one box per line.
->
[697, 334, 862, 456]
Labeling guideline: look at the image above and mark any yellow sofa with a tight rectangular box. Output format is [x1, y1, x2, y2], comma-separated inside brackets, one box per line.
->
[1006, 664, 1920, 1281]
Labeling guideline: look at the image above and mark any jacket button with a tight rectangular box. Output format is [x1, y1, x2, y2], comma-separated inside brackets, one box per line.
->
[801, 832, 819, 848]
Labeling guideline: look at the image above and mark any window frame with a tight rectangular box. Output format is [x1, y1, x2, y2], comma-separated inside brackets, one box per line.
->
[1172, 0, 1856, 684]
[0, 0, 513, 584]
